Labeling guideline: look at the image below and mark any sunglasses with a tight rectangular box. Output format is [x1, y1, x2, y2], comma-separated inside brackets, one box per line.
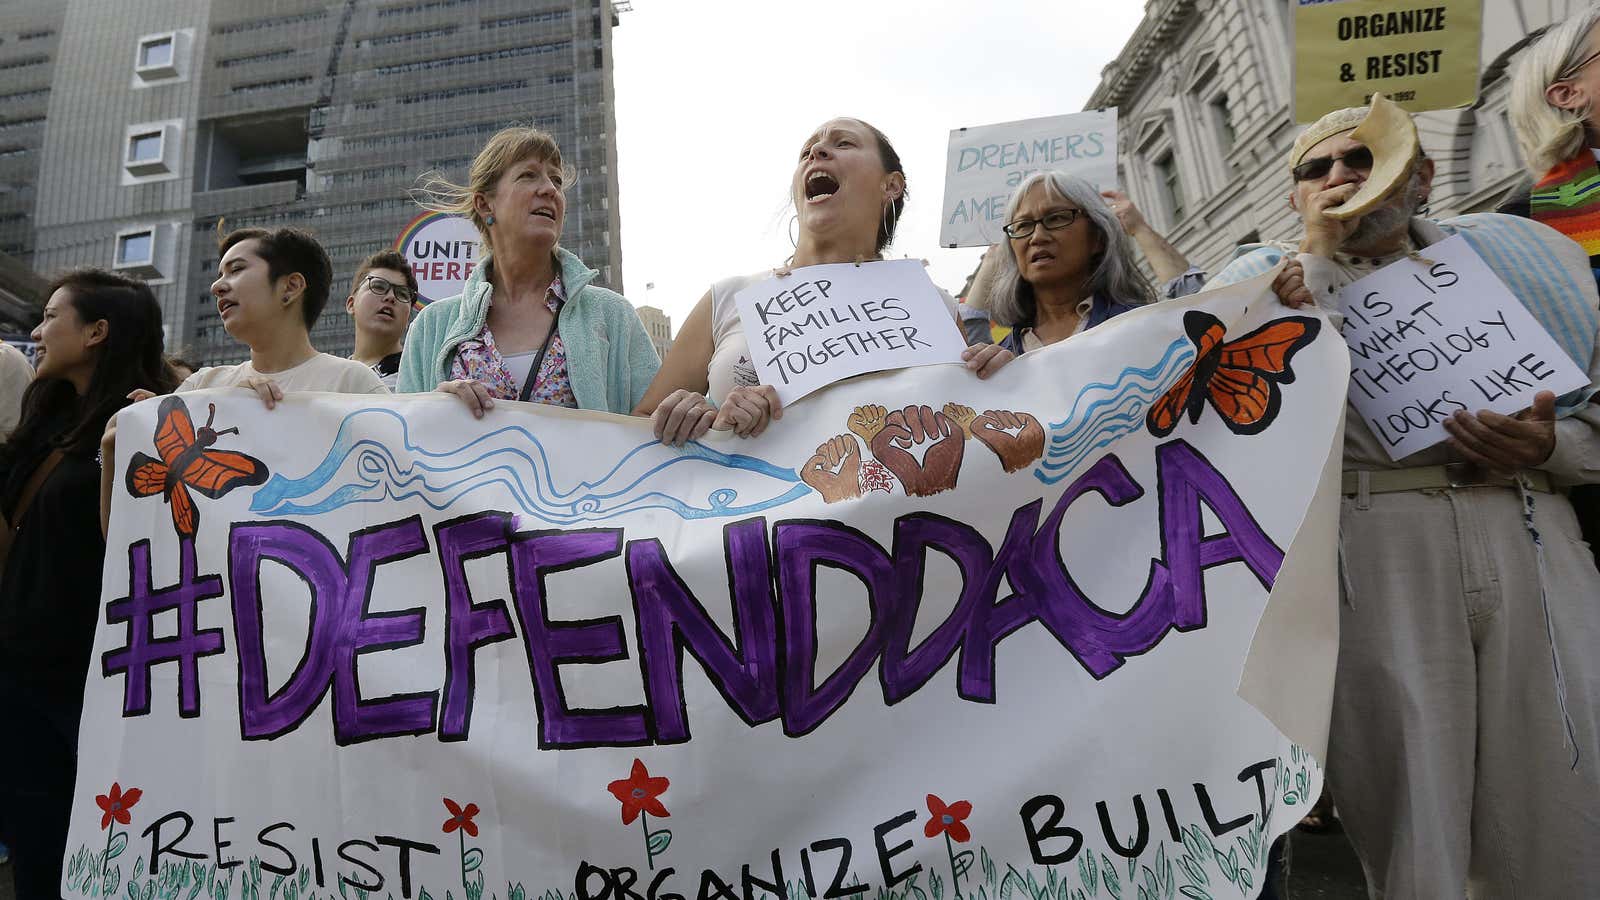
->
[362, 274, 414, 304]
[1002, 208, 1083, 239]
[1291, 146, 1374, 182]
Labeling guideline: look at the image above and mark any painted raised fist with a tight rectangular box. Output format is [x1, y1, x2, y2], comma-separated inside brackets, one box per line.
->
[972, 409, 1045, 474]
[868, 405, 965, 497]
[801, 434, 864, 504]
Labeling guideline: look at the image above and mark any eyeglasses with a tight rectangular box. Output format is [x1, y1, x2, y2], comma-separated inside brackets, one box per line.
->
[1560, 46, 1600, 81]
[362, 274, 414, 304]
[1002, 208, 1083, 239]
[1291, 146, 1375, 182]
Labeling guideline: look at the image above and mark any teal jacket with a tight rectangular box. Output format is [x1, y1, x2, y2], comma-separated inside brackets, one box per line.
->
[397, 247, 660, 413]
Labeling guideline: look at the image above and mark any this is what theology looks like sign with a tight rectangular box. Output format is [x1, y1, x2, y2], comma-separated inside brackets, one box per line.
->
[1335, 235, 1588, 459]
[66, 271, 1344, 900]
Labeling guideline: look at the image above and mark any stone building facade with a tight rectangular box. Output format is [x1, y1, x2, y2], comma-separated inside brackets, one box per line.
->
[634, 303, 672, 361]
[4, 0, 625, 365]
[1090, 0, 1583, 276]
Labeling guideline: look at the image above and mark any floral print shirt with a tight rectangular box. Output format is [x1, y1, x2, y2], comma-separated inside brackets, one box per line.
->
[448, 277, 577, 407]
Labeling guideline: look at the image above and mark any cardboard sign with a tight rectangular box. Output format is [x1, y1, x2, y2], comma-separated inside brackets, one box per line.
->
[734, 259, 967, 404]
[67, 273, 1346, 900]
[394, 211, 481, 306]
[1337, 235, 1588, 458]
[938, 111, 1118, 248]
[1293, 0, 1483, 122]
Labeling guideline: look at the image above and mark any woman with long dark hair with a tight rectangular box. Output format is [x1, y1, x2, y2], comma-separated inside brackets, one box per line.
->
[0, 268, 174, 900]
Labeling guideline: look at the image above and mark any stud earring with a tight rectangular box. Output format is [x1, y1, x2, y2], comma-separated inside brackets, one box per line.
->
[486, 215, 497, 226]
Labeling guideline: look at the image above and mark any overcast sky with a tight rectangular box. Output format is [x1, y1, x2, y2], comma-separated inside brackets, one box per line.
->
[611, 0, 1144, 329]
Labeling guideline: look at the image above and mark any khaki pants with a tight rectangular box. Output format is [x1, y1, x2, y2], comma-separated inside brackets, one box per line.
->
[1329, 486, 1600, 898]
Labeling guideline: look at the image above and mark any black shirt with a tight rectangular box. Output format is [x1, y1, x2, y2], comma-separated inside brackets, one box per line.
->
[0, 408, 107, 709]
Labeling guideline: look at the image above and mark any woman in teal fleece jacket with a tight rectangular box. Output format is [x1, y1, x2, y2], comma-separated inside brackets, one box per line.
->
[398, 126, 658, 414]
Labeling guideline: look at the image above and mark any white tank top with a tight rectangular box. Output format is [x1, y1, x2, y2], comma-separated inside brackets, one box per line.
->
[706, 271, 769, 405]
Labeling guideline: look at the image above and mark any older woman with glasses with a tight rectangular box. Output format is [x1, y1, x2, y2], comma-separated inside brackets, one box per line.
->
[980, 172, 1197, 353]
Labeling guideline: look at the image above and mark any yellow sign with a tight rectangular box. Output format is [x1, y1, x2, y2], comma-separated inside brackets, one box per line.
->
[1294, 0, 1483, 123]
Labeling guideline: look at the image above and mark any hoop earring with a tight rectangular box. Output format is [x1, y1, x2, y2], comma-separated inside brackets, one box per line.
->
[881, 202, 898, 249]
[787, 214, 798, 249]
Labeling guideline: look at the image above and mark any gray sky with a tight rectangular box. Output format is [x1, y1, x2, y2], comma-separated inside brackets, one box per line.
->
[611, 1, 1145, 328]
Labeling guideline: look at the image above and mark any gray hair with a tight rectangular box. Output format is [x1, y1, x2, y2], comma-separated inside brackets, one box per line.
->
[986, 171, 1155, 329]
[1510, 5, 1600, 175]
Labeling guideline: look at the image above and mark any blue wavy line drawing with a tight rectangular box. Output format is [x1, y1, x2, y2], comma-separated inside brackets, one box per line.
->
[1033, 338, 1195, 485]
[248, 407, 811, 524]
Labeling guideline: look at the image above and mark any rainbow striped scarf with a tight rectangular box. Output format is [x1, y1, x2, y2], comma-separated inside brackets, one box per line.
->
[1530, 151, 1600, 261]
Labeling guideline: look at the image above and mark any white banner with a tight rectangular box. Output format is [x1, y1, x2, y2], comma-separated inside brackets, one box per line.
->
[938, 111, 1119, 248]
[1337, 235, 1587, 458]
[67, 270, 1344, 900]
[734, 261, 968, 405]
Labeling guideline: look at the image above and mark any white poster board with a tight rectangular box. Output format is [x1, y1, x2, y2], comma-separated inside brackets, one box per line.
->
[734, 260, 967, 405]
[395, 212, 482, 306]
[938, 111, 1119, 248]
[1337, 234, 1588, 458]
[67, 271, 1346, 900]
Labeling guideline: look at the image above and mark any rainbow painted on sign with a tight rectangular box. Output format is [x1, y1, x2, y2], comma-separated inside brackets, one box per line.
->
[393, 211, 481, 308]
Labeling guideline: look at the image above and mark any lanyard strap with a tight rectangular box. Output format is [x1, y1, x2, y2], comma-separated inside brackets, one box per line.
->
[517, 321, 561, 403]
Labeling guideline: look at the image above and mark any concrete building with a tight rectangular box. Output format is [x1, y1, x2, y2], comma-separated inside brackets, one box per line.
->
[1089, 0, 1579, 276]
[635, 303, 671, 360]
[6, 0, 625, 366]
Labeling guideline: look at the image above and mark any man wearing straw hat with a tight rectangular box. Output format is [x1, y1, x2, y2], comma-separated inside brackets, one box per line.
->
[1208, 101, 1600, 897]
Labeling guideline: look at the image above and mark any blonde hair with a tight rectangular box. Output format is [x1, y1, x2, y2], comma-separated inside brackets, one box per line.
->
[1510, 5, 1600, 175]
[411, 126, 572, 252]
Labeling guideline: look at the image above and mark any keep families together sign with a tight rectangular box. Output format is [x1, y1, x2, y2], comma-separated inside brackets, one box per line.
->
[65, 274, 1345, 900]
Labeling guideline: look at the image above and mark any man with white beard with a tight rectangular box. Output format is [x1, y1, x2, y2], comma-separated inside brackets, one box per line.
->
[1208, 104, 1600, 898]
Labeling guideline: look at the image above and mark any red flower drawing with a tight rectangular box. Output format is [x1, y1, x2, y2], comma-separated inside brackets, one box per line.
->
[441, 798, 480, 837]
[859, 460, 895, 494]
[924, 794, 972, 843]
[95, 783, 142, 830]
[607, 758, 670, 825]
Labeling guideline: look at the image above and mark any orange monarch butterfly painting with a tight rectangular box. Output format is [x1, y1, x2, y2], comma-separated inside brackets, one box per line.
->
[1146, 310, 1322, 437]
[125, 397, 269, 538]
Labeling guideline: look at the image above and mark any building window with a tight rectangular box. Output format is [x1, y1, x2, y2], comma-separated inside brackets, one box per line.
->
[127, 131, 163, 163]
[140, 37, 173, 68]
[116, 230, 154, 267]
[124, 128, 170, 174]
[1155, 153, 1185, 223]
[1210, 94, 1236, 152]
[135, 32, 181, 81]
[123, 121, 181, 181]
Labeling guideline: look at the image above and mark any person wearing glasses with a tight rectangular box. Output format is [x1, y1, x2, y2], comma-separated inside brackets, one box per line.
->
[975, 172, 1198, 355]
[1212, 102, 1600, 898]
[345, 250, 418, 388]
[400, 126, 659, 416]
